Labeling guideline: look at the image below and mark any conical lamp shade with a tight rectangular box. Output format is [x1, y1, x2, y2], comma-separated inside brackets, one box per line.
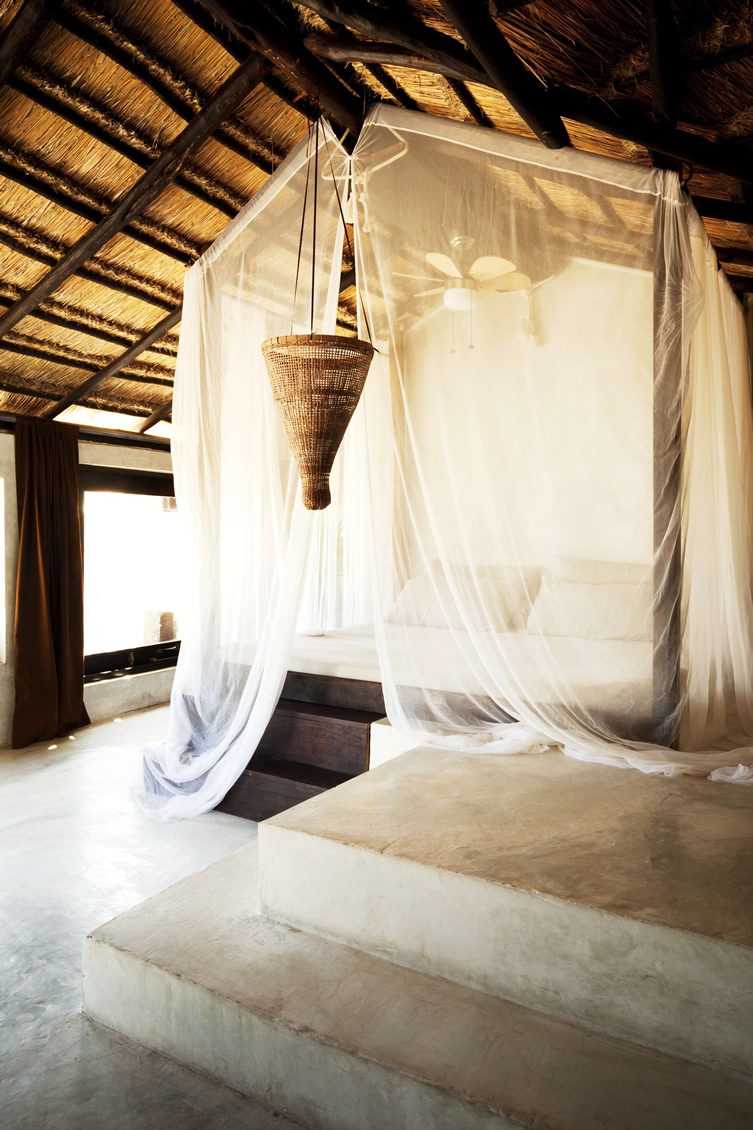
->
[262, 333, 374, 509]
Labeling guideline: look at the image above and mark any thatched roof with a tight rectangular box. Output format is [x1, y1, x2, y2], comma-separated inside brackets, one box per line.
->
[0, 0, 751, 441]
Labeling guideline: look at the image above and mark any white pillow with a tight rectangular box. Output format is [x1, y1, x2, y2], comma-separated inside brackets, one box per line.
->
[387, 573, 531, 631]
[526, 577, 652, 641]
[554, 556, 652, 586]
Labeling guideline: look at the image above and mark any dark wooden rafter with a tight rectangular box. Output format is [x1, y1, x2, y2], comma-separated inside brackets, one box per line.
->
[10, 62, 246, 218]
[272, 0, 419, 112]
[0, 214, 181, 312]
[0, 372, 168, 420]
[0, 143, 204, 263]
[43, 308, 182, 418]
[444, 77, 493, 128]
[171, 0, 320, 124]
[0, 281, 179, 354]
[0, 0, 49, 84]
[1, 330, 175, 386]
[304, 34, 753, 188]
[137, 402, 172, 434]
[0, 53, 267, 341]
[438, 0, 570, 148]
[645, 0, 678, 126]
[54, 0, 279, 175]
[295, 0, 568, 147]
[716, 248, 753, 272]
[196, 0, 362, 135]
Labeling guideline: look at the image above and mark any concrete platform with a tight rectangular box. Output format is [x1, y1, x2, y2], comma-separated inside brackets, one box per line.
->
[260, 747, 753, 1075]
[83, 844, 753, 1130]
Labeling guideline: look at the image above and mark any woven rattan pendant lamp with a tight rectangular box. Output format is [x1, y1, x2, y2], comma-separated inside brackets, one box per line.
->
[262, 120, 374, 510]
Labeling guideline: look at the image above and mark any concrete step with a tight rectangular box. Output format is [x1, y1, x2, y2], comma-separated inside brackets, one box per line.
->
[259, 747, 753, 1077]
[82, 846, 753, 1130]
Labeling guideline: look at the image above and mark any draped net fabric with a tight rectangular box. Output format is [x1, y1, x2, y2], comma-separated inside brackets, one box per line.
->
[353, 106, 753, 780]
[138, 105, 753, 819]
[135, 125, 372, 819]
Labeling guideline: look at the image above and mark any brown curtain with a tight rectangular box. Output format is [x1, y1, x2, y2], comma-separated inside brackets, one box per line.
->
[12, 417, 89, 748]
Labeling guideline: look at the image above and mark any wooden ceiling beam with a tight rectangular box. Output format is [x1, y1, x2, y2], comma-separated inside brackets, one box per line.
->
[645, 0, 679, 126]
[0, 143, 204, 264]
[305, 36, 753, 189]
[43, 309, 181, 418]
[296, 0, 567, 146]
[438, 0, 570, 148]
[0, 214, 181, 312]
[716, 248, 753, 271]
[197, 0, 362, 136]
[445, 77, 494, 128]
[0, 373, 167, 420]
[0, 283, 178, 354]
[0, 336, 174, 387]
[694, 197, 753, 225]
[137, 402, 172, 434]
[54, 1, 278, 175]
[171, 0, 320, 124]
[10, 63, 246, 219]
[0, 0, 49, 85]
[0, 54, 266, 341]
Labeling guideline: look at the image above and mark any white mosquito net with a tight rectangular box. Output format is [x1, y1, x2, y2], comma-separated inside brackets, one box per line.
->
[137, 105, 753, 820]
[135, 123, 372, 819]
[353, 105, 753, 780]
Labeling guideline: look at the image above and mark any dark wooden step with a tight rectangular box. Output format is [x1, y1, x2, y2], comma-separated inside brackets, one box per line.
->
[217, 756, 351, 822]
[257, 697, 384, 775]
[282, 670, 385, 715]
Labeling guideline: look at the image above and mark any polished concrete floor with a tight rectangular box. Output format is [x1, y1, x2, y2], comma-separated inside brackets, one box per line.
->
[0, 705, 300, 1130]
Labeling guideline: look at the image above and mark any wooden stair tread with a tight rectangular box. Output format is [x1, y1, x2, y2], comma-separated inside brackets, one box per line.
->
[248, 755, 351, 791]
[274, 697, 384, 727]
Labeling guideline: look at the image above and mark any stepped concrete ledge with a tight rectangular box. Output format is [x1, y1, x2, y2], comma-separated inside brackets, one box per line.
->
[260, 747, 753, 1076]
[83, 844, 753, 1130]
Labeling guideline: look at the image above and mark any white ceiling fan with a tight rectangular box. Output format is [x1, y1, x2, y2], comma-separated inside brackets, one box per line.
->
[397, 235, 532, 310]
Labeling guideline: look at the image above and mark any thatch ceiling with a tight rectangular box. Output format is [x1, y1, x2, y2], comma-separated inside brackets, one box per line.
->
[0, 0, 751, 440]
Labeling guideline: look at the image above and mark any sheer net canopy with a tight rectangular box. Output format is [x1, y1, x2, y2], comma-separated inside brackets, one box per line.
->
[136, 106, 753, 819]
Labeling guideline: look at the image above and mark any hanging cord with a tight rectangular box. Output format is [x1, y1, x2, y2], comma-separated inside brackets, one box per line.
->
[323, 126, 375, 348]
[310, 117, 319, 337]
[290, 121, 314, 335]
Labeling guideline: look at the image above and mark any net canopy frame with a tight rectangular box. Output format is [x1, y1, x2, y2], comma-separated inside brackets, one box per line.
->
[136, 105, 753, 819]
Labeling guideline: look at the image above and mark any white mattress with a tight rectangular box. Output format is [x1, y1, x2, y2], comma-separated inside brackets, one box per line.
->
[288, 625, 654, 717]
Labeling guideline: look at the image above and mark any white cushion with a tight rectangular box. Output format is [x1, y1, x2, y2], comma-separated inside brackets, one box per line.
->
[554, 556, 652, 586]
[527, 577, 652, 641]
[387, 572, 532, 631]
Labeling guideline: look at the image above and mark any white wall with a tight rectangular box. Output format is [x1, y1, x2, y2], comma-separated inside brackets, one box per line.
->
[0, 432, 174, 747]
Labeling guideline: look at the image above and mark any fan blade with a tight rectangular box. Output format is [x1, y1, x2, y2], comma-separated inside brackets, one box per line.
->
[394, 270, 441, 282]
[470, 255, 515, 281]
[494, 272, 532, 292]
[414, 287, 444, 297]
[426, 252, 462, 278]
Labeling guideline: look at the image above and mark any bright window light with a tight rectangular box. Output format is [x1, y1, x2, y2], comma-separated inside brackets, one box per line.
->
[83, 491, 184, 655]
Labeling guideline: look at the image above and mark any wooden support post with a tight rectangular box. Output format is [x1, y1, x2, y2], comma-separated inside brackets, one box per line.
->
[651, 205, 684, 747]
